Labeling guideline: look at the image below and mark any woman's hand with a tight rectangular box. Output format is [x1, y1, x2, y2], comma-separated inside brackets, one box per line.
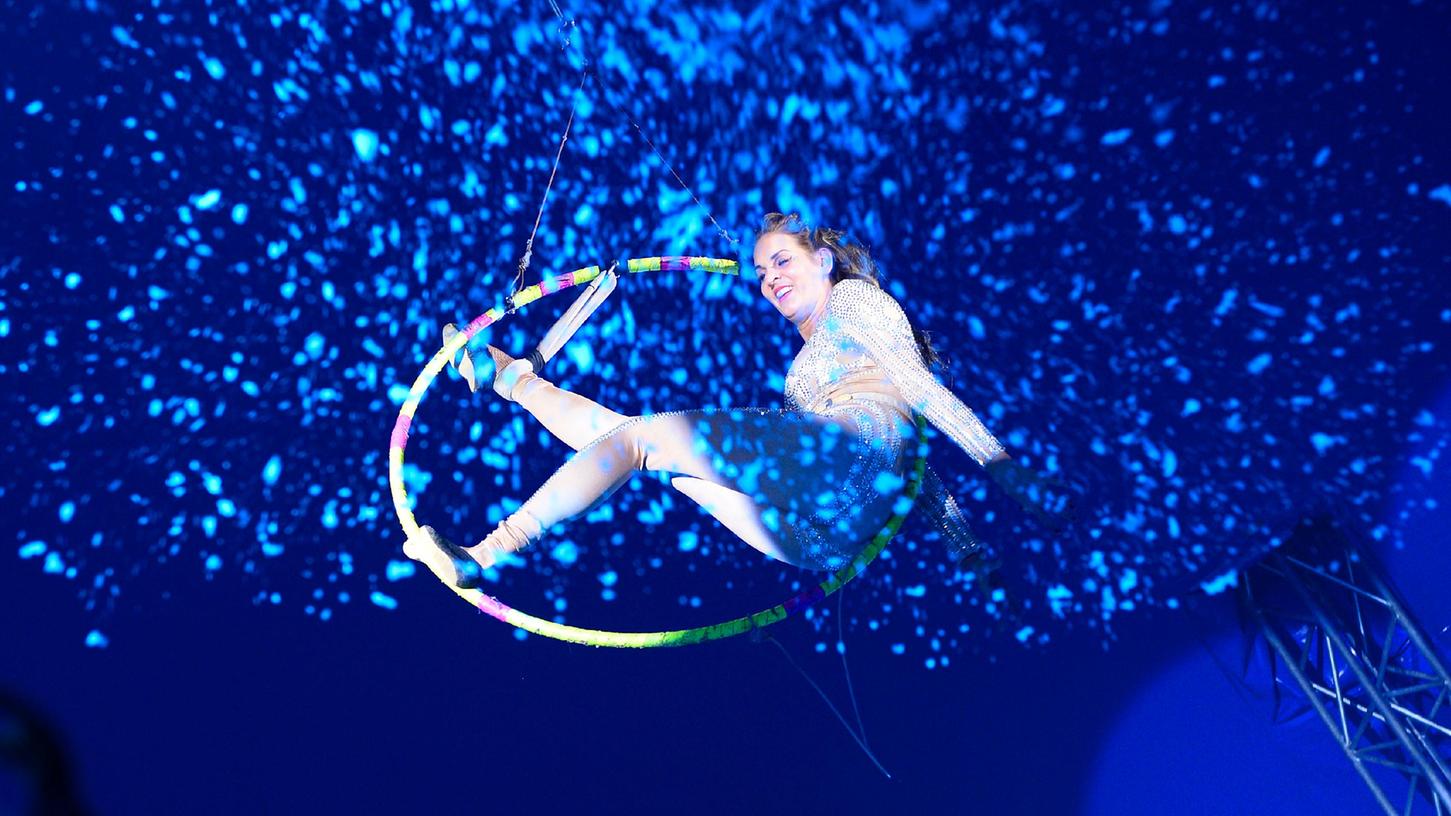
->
[985, 455, 1077, 532]
[956, 546, 1004, 593]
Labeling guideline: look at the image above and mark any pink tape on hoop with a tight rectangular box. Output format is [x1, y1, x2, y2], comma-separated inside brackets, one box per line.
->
[390, 414, 413, 449]
[464, 312, 498, 337]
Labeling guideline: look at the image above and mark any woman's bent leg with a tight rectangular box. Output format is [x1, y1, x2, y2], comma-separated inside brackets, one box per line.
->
[669, 476, 802, 566]
[507, 379, 800, 562]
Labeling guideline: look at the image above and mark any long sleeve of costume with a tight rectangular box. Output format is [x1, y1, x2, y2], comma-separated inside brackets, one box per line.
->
[827, 280, 1006, 468]
[921, 464, 988, 564]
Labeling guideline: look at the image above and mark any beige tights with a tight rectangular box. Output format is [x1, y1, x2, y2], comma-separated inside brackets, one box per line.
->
[484, 371, 906, 571]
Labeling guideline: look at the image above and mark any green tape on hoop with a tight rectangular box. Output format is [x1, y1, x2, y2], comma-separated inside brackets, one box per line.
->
[388, 256, 930, 647]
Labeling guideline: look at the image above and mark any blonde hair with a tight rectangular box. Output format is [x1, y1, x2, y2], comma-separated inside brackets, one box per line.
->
[757, 212, 942, 368]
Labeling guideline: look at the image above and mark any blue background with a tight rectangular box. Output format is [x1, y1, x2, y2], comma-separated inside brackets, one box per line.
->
[3, 0, 1449, 812]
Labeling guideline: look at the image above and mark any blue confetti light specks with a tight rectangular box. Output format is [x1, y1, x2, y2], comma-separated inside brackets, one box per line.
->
[370, 591, 398, 610]
[321, 502, 339, 529]
[352, 128, 380, 162]
[1100, 128, 1132, 146]
[85, 630, 110, 648]
[1047, 585, 1074, 617]
[262, 455, 282, 486]
[873, 471, 906, 495]
[1161, 450, 1177, 478]
[1200, 570, 1239, 595]
[303, 332, 326, 360]
[967, 316, 986, 340]
[111, 25, 138, 48]
[201, 54, 226, 80]
[1310, 432, 1341, 454]
[551, 541, 580, 565]
[4, 0, 1447, 665]
[564, 341, 594, 374]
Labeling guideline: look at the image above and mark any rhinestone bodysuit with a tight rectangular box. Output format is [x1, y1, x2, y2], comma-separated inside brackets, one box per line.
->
[784, 279, 1005, 467]
[782, 279, 1003, 567]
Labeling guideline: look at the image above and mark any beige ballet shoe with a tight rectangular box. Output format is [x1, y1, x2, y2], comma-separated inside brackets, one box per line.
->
[403, 525, 483, 588]
[441, 323, 479, 393]
[486, 345, 539, 402]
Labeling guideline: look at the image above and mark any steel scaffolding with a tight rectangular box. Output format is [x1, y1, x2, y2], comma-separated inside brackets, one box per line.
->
[1238, 515, 1451, 815]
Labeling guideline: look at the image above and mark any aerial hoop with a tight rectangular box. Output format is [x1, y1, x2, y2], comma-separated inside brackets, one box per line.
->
[388, 256, 931, 648]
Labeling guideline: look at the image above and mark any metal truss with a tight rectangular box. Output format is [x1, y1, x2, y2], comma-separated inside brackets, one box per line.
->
[1239, 515, 1451, 816]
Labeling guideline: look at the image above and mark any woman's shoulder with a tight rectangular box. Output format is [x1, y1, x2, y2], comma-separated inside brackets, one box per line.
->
[831, 277, 879, 295]
[828, 278, 906, 319]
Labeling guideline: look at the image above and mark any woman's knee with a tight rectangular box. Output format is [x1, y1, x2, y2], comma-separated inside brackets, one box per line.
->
[588, 412, 667, 472]
[604, 411, 732, 478]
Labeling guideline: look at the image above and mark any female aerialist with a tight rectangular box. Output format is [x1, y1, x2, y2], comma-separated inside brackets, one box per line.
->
[404, 212, 1068, 587]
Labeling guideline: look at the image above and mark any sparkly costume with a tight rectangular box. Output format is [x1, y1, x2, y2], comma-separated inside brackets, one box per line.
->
[785, 279, 1003, 565]
[785, 279, 1004, 466]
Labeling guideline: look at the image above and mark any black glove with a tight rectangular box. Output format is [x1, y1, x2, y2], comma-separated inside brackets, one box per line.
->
[985, 458, 1076, 532]
[956, 545, 1004, 592]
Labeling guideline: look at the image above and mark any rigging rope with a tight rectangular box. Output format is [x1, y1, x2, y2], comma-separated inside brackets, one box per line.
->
[509, 0, 741, 289]
[511, 59, 590, 297]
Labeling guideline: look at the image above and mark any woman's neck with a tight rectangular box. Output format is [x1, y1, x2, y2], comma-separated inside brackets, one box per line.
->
[795, 284, 834, 341]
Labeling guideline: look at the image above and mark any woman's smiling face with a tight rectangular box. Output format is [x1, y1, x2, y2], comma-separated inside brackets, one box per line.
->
[753, 231, 833, 332]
